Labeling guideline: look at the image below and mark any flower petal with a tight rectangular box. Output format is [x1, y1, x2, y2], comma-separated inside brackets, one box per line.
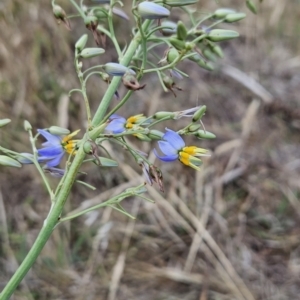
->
[38, 145, 63, 157]
[154, 148, 178, 162]
[37, 129, 61, 144]
[163, 128, 185, 150]
[158, 141, 177, 156]
[45, 152, 65, 167]
[106, 119, 126, 133]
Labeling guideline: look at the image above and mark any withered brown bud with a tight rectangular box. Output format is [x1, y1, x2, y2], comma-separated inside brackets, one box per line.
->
[162, 75, 182, 97]
[122, 73, 146, 91]
[85, 15, 103, 46]
[53, 5, 71, 30]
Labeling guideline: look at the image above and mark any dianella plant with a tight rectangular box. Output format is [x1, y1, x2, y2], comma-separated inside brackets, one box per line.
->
[0, 0, 249, 298]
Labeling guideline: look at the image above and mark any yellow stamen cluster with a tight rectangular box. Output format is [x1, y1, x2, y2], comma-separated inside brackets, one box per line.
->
[125, 114, 146, 129]
[179, 146, 209, 171]
[61, 130, 80, 155]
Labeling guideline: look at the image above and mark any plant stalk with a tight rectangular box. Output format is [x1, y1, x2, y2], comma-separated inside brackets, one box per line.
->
[0, 19, 150, 300]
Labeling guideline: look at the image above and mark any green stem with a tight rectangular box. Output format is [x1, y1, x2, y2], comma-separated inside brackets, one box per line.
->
[69, 0, 86, 19]
[92, 20, 151, 127]
[0, 142, 87, 300]
[0, 19, 151, 300]
[28, 130, 54, 201]
[107, 8, 123, 58]
[75, 52, 92, 127]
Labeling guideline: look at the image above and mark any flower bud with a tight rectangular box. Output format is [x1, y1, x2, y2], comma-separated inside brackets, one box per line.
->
[79, 48, 105, 58]
[196, 130, 216, 139]
[53, 4, 71, 30]
[188, 53, 214, 71]
[16, 153, 34, 164]
[134, 133, 152, 142]
[75, 34, 88, 52]
[93, 8, 107, 19]
[0, 118, 11, 128]
[197, 59, 214, 71]
[163, 0, 198, 7]
[153, 111, 175, 120]
[137, 2, 170, 19]
[112, 7, 129, 20]
[122, 73, 146, 91]
[24, 120, 32, 131]
[225, 12, 246, 23]
[84, 15, 98, 29]
[0, 155, 22, 168]
[192, 105, 206, 122]
[188, 124, 201, 132]
[203, 48, 217, 62]
[209, 44, 224, 58]
[48, 126, 70, 135]
[207, 29, 239, 42]
[148, 130, 164, 140]
[185, 42, 195, 51]
[104, 63, 135, 76]
[246, 0, 257, 14]
[169, 37, 185, 50]
[213, 8, 236, 19]
[83, 141, 93, 154]
[167, 47, 179, 63]
[162, 75, 182, 97]
[161, 21, 177, 36]
[176, 21, 188, 41]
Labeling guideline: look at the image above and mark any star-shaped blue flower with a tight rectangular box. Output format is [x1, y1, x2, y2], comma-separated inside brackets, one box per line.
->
[154, 129, 209, 170]
[37, 129, 79, 167]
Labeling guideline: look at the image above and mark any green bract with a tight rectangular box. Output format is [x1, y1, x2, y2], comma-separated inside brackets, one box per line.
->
[0, 156, 22, 168]
[137, 2, 170, 19]
[207, 29, 239, 42]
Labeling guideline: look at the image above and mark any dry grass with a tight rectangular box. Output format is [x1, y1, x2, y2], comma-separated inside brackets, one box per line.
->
[1, 0, 300, 299]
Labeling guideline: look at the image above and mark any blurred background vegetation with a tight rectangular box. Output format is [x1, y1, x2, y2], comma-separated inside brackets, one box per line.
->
[1, 0, 300, 299]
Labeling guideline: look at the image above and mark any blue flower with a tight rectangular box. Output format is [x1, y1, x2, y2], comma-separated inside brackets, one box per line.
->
[105, 114, 127, 134]
[106, 114, 150, 134]
[154, 128, 209, 171]
[37, 129, 79, 167]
